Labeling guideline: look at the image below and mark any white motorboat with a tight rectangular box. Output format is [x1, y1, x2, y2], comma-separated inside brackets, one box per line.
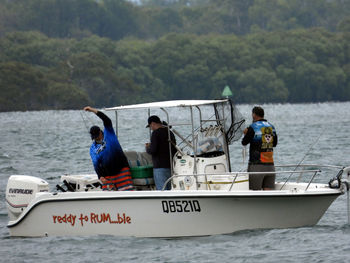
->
[5, 99, 350, 237]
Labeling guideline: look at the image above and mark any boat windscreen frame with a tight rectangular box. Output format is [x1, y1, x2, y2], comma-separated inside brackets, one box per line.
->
[109, 100, 232, 179]
[160, 107, 174, 180]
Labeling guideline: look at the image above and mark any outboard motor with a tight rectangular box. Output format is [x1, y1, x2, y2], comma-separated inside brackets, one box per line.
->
[6, 175, 49, 221]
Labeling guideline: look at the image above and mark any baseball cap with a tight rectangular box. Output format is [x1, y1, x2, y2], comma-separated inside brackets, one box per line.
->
[89, 126, 101, 140]
[146, 115, 161, 128]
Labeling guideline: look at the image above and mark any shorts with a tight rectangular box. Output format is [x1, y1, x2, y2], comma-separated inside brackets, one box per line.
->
[248, 164, 275, 190]
[102, 167, 134, 191]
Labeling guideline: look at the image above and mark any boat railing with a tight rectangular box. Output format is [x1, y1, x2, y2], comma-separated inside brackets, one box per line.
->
[275, 164, 344, 190]
[162, 165, 340, 191]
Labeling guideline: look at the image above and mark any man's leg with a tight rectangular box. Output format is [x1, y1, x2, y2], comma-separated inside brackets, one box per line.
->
[262, 165, 276, 190]
[248, 164, 264, 190]
[153, 168, 171, 190]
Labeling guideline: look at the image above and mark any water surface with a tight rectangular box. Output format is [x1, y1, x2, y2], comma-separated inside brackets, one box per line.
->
[1, 102, 350, 262]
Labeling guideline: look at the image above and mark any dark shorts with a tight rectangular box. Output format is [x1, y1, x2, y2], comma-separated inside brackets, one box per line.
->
[248, 164, 275, 190]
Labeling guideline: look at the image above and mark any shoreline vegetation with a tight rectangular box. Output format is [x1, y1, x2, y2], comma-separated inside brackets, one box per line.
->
[0, 0, 350, 112]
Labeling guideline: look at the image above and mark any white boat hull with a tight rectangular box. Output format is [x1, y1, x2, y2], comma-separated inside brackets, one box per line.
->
[8, 185, 341, 237]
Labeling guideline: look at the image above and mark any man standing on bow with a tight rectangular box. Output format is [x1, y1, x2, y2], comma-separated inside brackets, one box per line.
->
[242, 106, 278, 190]
[84, 106, 134, 191]
[145, 115, 176, 190]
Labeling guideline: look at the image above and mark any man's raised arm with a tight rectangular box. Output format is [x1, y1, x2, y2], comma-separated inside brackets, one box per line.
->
[84, 106, 112, 128]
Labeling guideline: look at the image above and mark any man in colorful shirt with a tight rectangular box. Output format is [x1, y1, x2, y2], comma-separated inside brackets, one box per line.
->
[242, 106, 278, 190]
[84, 106, 134, 191]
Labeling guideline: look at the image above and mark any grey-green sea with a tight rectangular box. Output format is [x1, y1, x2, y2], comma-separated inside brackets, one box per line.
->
[1, 102, 350, 263]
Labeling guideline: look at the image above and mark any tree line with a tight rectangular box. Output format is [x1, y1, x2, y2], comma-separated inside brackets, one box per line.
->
[1, 29, 349, 111]
[1, 0, 350, 40]
[0, 0, 350, 111]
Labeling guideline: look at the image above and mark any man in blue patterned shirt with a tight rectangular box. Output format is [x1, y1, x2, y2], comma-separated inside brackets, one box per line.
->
[242, 106, 278, 190]
[84, 106, 134, 191]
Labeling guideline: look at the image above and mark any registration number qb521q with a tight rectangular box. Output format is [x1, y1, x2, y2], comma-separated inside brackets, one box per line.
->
[161, 200, 201, 213]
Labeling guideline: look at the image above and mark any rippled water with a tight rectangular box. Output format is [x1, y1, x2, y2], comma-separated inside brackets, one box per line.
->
[1, 103, 350, 262]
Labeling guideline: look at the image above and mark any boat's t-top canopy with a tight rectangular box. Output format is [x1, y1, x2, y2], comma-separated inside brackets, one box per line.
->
[105, 98, 245, 174]
[104, 99, 228, 111]
[104, 99, 245, 148]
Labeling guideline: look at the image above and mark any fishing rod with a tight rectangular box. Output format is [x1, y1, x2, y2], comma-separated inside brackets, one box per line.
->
[80, 111, 95, 137]
[280, 129, 325, 190]
[242, 145, 247, 166]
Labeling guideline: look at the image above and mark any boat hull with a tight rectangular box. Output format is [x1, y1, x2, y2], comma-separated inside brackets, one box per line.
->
[7, 188, 341, 237]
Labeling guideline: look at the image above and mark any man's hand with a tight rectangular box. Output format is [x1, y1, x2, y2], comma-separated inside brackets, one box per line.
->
[145, 142, 150, 151]
[243, 128, 248, 135]
[83, 106, 98, 114]
[100, 177, 108, 184]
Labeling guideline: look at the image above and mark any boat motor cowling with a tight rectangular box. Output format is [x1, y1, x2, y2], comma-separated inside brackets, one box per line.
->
[6, 175, 49, 221]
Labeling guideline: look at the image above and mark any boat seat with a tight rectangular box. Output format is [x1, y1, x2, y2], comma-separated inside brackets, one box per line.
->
[124, 151, 154, 190]
[125, 151, 153, 167]
[125, 151, 141, 167]
[139, 152, 153, 166]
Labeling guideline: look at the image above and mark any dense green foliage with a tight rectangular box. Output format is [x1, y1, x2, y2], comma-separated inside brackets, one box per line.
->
[1, 29, 349, 111]
[1, 0, 350, 38]
[0, 0, 350, 111]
